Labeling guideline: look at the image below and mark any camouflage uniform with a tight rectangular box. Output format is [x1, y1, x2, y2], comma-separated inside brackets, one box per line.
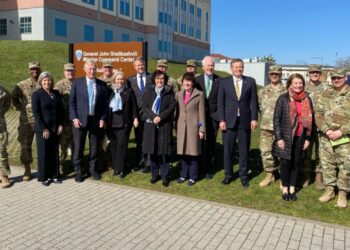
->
[315, 84, 350, 192]
[99, 76, 113, 87]
[11, 77, 40, 165]
[303, 81, 326, 175]
[0, 85, 11, 176]
[54, 78, 73, 168]
[258, 83, 285, 172]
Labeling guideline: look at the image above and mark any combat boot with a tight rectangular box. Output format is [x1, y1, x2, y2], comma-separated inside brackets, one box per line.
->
[315, 172, 325, 190]
[0, 173, 10, 188]
[337, 190, 348, 208]
[22, 165, 32, 181]
[319, 186, 335, 203]
[259, 172, 275, 187]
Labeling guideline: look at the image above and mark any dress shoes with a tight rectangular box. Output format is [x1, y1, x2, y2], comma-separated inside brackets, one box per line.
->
[162, 181, 169, 187]
[90, 171, 101, 180]
[52, 178, 62, 184]
[205, 173, 214, 179]
[118, 172, 126, 179]
[221, 177, 233, 185]
[42, 179, 51, 186]
[241, 179, 249, 188]
[282, 193, 290, 201]
[187, 179, 196, 186]
[75, 175, 83, 183]
[142, 166, 151, 173]
[289, 192, 297, 201]
[150, 175, 160, 184]
[176, 177, 186, 184]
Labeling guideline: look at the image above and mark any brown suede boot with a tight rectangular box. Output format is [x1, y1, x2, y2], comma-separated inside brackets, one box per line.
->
[22, 165, 32, 181]
[337, 190, 348, 208]
[319, 186, 335, 203]
[315, 172, 325, 190]
[0, 172, 10, 188]
[259, 172, 275, 187]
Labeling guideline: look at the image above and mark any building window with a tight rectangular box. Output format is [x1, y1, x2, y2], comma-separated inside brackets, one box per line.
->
[136, 37, 143, 41]
[121, 33, 130, 42]
[84, 25, 94, 41]
[102, 0, 113, 10]
[159, 12, 163, 23]
[180, 0, 186, 35]
[120, 0, 130, 16]
[205, 12, 209, 41]
[104, 29, 113, 42]
[135, 0, 144, 21]
[54, 18, 67, 37]
[182, 47, 187, 58]
[188, 4, 194, 37]
[173, 44, 177, 57]
[82, 0, 95, 5]
[20, 17, 32, 34]
[158, 40, 163, 52]
[0, 19, 7, 36]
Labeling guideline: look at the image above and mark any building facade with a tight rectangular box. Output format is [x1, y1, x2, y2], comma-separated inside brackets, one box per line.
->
[0, 0, 210, 62]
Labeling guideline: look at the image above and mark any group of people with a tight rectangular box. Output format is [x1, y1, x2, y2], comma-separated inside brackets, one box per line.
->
[0, 56, 349, 208]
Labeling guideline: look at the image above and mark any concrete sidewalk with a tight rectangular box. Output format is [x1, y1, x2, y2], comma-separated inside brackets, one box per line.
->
[1, 167, 349, 250]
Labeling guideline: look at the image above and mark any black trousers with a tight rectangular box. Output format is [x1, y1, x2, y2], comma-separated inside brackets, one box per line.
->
[222, 122, 251, 180]
[202, 117, 219, 174]
[280, 136, 303, 187]
[110, 127, 130, 173]
[150, 154, 169, 182]
[72, 117, 101, 176]
[180, 155, 199, 181]
[36, 132, 59, 181]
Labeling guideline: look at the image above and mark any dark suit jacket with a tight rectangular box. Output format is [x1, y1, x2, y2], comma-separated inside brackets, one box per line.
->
[128, 73, 152, 120]
[107, 86, 138, 129]
[32, 88, 63, 133]
[195, 73, 220, 121]
[69, 77, 108, 128]
[218, 75, 258, 129]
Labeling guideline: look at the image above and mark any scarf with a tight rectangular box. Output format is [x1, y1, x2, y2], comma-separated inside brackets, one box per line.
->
[109, 86, 124, 112]
[152, 86, 163, 115]
[288, 89, 312, 136]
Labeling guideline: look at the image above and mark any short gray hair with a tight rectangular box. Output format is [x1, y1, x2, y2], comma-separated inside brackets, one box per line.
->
[38, 71, 54, 88]
[202, 56, 215, 67]
[111, 71, 125, 83]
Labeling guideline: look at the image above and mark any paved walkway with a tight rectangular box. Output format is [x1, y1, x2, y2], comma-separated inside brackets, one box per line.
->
[1, 167, 349, 250]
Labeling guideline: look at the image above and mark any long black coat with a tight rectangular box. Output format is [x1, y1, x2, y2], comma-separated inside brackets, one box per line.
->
[142, 85, 176, 155]
[272, 92, 311, 160]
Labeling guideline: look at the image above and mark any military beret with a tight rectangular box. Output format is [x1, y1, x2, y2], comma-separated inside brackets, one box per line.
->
[64, 63, 75, 71]
[157, 59, 168, 67]
[268, 65, 282, 74]
[331, 68, 346, 78]
[186, 59, 197, 67]
[28, 61, 40, 69]
[102, 61, 113, 68]
[308, 64, 322, 73]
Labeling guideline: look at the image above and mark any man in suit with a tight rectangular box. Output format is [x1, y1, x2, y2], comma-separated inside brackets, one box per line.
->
[70, 61, 109, 182]
[195, 56, 220, 179]
[218, 58, 258, 188]
[128, 57, 152, 172]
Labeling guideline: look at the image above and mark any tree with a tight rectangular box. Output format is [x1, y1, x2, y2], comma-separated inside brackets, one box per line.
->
[258, 55, 276, 64]
[336, 57, 350, 70]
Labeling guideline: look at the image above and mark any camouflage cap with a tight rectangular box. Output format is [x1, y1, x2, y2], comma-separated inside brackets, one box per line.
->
[157, 59, 168, 67]
[308, 64, 322, 73]
[331, 68, 346, 78]
[28, 61, 40, 69]
[64, 63, 75, 71]
[268, 65, 282, 74]
[102, 61, 113, 68]
[186, 59, 197, 67]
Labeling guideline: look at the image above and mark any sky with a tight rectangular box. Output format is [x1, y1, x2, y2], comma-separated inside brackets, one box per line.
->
[211, 0, 350, 65]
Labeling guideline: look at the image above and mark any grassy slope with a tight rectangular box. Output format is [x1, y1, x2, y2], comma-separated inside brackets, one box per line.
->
[1, 40, 349, 227]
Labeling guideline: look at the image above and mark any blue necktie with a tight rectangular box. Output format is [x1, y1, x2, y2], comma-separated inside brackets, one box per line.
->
[139, 75, 145, 94]
[88, 80, 94, 114]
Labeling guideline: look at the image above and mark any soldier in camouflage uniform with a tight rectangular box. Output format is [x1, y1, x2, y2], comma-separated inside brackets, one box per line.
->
[302, 64, 326, 189]
[258, 65, 286, 187]
[315, 68, 350, 208]
[156, 59, 179, 93]
[177, 59, 201, 91]
[0, 85, 11, 188]
[54, 63, 76, 175]
[11, 62, 41, 181]
[99, 61, 114, 86]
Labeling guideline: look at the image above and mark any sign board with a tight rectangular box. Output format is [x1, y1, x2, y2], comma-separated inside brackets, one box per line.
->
[69, 42, 147, 79]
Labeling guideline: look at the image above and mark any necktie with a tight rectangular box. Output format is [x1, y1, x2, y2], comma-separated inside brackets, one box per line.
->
[235, 79, 240, 100]
[205, 77, 211, 98]
[139, 75, 145, 94]
[88, 80, 94, 114]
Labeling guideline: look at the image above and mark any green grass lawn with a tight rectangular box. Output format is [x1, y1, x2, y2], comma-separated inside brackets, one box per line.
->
[2, 40, 349, 227]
